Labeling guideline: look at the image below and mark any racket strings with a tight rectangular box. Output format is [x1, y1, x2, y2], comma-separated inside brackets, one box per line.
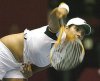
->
[51, 41, 68, 66]
[67, 41, 83, 69]
[54, 41, 75, 70]
[57, 41, 72, 70]
[61, 41, 74, 70]
[59, 41, 81, 70]
[65, 42, 78, 69]
[69, 42, 81, 68]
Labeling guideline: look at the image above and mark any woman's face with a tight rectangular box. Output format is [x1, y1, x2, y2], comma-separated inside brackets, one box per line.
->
[68, 25, 86, 40]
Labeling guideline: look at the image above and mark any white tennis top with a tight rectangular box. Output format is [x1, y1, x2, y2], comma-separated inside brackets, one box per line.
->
[23, 25, 56, 67]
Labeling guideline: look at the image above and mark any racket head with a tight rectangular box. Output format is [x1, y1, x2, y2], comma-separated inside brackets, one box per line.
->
[50, 38, 85, 71]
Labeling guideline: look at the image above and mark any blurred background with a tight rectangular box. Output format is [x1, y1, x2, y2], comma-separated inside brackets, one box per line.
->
[0, 0, 100, 81]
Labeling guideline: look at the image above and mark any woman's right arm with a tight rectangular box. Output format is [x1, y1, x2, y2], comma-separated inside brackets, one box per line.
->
[48, 3, 69, 33]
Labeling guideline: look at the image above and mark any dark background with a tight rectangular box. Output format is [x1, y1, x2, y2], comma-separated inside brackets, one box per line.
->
[0, 0, 48, 36]
[0, 0, 100, 81]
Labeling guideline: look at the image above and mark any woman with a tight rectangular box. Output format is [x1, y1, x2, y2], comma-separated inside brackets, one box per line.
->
[0, 2, 91, 81]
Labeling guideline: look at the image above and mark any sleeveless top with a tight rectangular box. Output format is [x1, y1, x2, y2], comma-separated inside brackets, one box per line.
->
[23, 25, 56, 67]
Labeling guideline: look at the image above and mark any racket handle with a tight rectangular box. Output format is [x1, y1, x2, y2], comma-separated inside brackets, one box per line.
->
[59, 19, 65, 27]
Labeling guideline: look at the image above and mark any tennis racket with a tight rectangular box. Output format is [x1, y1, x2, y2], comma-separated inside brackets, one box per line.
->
[50, 22, 85, 71]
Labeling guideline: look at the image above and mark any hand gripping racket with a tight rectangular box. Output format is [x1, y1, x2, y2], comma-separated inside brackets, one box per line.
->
[50, 20, 85, 71]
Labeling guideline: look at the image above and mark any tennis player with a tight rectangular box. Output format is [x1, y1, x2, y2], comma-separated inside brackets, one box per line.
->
[0, 2, 91, 81]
